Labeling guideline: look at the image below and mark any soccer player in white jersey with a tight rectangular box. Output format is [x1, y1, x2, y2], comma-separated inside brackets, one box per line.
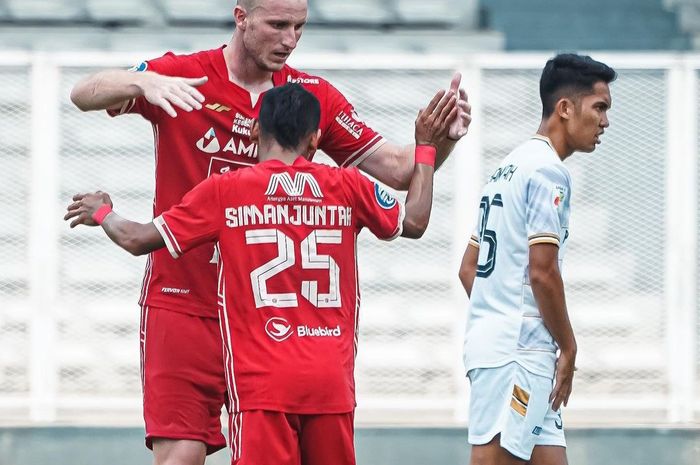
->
[458, 54, 616, 465]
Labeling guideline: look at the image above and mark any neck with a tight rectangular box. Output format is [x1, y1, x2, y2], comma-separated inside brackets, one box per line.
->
[536, 118, 573, 161]
[258, 141, 302, 165]
[224, 35, 275, 93]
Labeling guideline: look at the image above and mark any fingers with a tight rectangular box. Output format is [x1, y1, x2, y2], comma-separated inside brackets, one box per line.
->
[424, 89, 446, 115]
[449, 72, 462, 94]
[176, 82, 205, 108]
[157, 98, 178, 118]
[432, 91, 455, 120]
[70, 212, 89, 229]
[72, 193, 85, 202]
[168, 94, 194, 113]
[183, 76, 208, 89]
[63, 208, 81, 221]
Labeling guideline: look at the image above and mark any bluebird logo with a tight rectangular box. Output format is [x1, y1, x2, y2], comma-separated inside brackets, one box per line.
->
[265, 317, 293, 342]
[374, 183, 397, 209]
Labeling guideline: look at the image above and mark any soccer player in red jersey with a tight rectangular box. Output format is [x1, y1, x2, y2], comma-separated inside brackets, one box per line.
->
[65, 83, 456, 465]
[69, 1, 471, 463]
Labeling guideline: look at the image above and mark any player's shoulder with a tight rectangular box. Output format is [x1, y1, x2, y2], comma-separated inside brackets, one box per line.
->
[136, 48, 214, 76]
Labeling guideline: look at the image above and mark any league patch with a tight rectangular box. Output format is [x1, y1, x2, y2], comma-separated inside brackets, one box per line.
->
[374, 183, 397, 209]
[128, 61, 149, 72]
[552, 185, 567, 208]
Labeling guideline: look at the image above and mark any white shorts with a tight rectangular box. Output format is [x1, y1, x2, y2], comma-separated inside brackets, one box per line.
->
[467, 362, 566, 460]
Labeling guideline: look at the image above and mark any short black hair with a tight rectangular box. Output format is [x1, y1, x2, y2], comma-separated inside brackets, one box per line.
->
[258, 83, 321, 151]
[540, 53, 617, 118]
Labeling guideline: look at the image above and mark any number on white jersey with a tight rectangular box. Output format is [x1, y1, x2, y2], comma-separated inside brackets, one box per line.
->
[477, 194, 503, 278]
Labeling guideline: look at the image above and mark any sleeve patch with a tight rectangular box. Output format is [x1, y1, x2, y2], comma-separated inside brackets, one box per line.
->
[374, 183, 397, 209]
[128, 61, 149, 72]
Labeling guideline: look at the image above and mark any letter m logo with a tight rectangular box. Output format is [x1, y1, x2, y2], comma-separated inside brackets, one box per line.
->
[265, 172, 323, 198]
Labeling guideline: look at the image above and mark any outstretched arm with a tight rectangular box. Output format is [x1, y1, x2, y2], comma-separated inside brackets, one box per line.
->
[359, 73, 471, 190]
[70, 69, 208, 117]
[401, 90, 457, 238]
[64, 192, 164, 256]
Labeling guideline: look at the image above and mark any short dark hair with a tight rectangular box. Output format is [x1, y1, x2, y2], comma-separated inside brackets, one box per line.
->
[258, 83, 321, 151]
[540, 53, 617, 118]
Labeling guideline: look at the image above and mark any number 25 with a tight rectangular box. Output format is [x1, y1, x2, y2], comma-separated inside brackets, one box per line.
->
[245, 228, 342, 309]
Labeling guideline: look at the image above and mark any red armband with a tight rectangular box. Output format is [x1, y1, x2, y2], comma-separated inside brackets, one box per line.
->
[415, 145, 436, 168]
[92, 204, 113, 225]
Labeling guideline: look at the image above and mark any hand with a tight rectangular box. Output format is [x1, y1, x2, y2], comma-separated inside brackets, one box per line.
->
[550, 350, 576, 411]
[64, 192, 113, 228]
[415, 90, 457, 148]
[446, 72, 472, 140]
[136, 72, 208, 118]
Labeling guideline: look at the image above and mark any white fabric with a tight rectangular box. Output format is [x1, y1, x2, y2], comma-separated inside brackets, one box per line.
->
[463, 136, 572, 379]
[467, 362, 567, 460]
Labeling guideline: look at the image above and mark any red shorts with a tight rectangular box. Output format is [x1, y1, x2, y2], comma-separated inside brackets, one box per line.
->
[229, 410, 355, 465]
[140, 306, 227, 454]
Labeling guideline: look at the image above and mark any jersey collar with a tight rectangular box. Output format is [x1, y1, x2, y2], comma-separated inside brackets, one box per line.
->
[531, 134, 556, 152]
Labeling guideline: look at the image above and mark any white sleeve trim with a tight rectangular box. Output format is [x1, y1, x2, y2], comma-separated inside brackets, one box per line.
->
[346, 136, 387, 168]
[153, 215, 182, 259]
[383, 201, 405, 241]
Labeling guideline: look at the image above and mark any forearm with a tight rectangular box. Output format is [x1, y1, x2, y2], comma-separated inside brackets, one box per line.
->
[70, 69, 145, 111]
[530, 269, 577, 354]
[101, 213, 164, 256]
[435, 137, 457, 170]
[458, 245, 478, 297]
[401, 160, 434, 239]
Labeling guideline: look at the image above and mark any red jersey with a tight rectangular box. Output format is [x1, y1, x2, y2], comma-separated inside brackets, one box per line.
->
[111, 47, 386, 317]
[153, 157, 403, 413]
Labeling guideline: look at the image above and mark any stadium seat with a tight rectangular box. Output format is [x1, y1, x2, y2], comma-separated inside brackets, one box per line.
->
[6, 0, 87, 21]
[313, 0, 394, 25]
[395, 0, 466, 25]
[85, 0, 159, 24]
[156, 0, 233, 23]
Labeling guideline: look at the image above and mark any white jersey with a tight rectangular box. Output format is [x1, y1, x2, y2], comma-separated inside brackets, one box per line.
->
[463, 136, 571, 379]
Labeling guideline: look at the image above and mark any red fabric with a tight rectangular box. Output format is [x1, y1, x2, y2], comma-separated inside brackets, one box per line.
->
[92, 204, 113, 224]
[414, 145, 437, 168]
[140, 306, 227, 453]
[229, 410, 355, 465]
[110, 47, 385, 318]
[156, 157, 401, 413]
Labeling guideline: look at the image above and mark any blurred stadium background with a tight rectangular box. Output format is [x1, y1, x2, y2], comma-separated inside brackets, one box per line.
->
[2, 0, 700, 464]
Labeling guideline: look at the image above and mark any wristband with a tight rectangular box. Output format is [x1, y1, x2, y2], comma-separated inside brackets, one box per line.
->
[92, 204, 113, 225]
[415, 145, 437, 168]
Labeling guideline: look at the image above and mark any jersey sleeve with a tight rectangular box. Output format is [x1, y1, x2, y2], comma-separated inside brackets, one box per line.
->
[153, 175, 222, 258]
[469, 210, 481, 249]
[349, 170, 404, 241]
[107, 52, 182, 122]
[526, 166, 571, 247]
[318, 82, 386, 168]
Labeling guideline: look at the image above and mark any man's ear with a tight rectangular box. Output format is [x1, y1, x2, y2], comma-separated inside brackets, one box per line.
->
[305, 129, 321, 157]
[250, 119, 260, 144]
[233, 5, 247, 30]
[556, 98, 574, 121]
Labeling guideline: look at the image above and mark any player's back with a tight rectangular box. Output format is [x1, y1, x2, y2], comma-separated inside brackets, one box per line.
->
[213, 156, 402, 413]
[464, 136, 571, 379]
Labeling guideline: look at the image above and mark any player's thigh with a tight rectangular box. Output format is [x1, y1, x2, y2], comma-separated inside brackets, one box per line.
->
[142, 307, 227, 452]
[468, 363, 555, 461]
[231, 411, 301, 465]
[470, 434, 527, 465]
[299, 412, 355, 465]
[528, 445, 568, 465]
[152, 438, 206, 465]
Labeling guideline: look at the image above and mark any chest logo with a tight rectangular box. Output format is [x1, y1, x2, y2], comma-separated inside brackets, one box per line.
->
[205, 102, 231, 112]
[196, 127, 221, 154]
